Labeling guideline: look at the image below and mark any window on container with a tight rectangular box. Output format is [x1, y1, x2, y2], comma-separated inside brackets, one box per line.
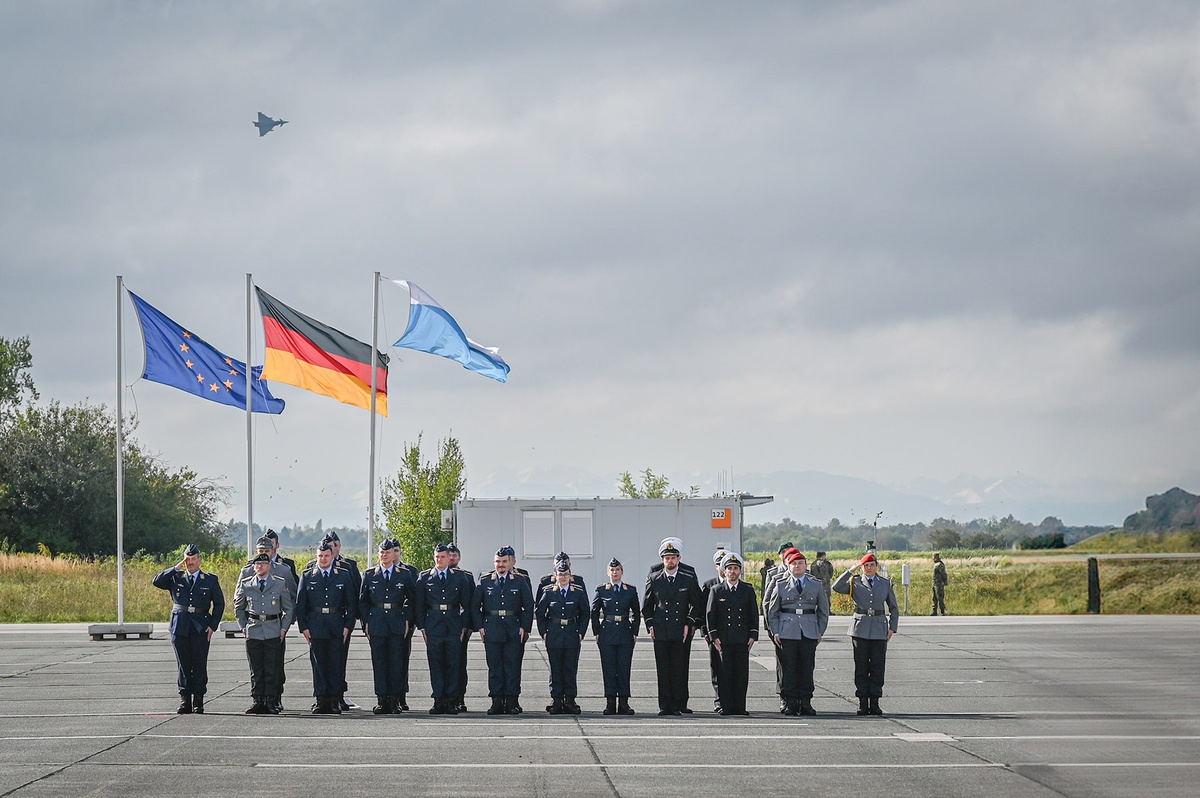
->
[561, 510, 594, 558]
[523, 510, 555, 559]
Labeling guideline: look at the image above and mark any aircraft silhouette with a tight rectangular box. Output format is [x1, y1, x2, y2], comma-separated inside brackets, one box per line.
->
[253, 112, 288, 137]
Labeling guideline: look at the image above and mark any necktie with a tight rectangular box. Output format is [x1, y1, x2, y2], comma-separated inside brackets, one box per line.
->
[321, 570, 329, 579]
[440, 571, 446, 582]
[667, 575, 674, 584]
[258, 578, 265, 592]
[499, 575, 505, 588]
[794, 577, 802, 593]
[868, 578, 875, 588]
[187, 574, 195, 589]
[561, 588, 568, 598]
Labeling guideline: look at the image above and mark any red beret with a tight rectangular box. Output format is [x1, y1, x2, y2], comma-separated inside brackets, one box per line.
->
[860, 553, 877, 566]
[782, 548, 805, 565]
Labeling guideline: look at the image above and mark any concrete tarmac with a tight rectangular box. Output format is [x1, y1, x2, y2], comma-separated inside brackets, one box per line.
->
[1, 615, 1198, 797]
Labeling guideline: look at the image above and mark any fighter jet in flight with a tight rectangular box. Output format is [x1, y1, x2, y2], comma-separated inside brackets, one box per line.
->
[253, 112, 288, 137]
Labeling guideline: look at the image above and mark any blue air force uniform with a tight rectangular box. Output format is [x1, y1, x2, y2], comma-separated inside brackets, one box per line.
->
[152, 557, 224, 708]
[359, 553, 415, 712]
[536, 573, 589, 711]
[414, 559, 474, 709]
[591, 566, 641, 709]
[296, 560, 358, 711]
[472, 551, 535, 713]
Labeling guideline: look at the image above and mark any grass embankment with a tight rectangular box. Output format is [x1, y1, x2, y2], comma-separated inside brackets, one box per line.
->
[2, 534, 1198, 621]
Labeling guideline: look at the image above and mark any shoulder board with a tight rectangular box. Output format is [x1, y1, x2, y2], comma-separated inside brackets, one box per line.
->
[568, 584, 585, 593]
[420, 568, 435, 576]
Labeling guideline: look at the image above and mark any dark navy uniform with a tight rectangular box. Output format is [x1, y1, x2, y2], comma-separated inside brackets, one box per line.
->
[296, 562, 358, 713]
[359, 559, 415, 713]
[450, 560, 474, 712]
[414, 563, 474, 712]
[643, 557, 703, 715]
[152, 561, 225, 712]
[591, 575, 641, 712]
[700, 573, 723, 710]
[536, 576, 589, 713]
[706, 566, 759, 715]
[472, 558, 534, 714]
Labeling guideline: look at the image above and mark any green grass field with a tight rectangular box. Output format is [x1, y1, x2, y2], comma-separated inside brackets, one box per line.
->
[2, 533, 1198, 622]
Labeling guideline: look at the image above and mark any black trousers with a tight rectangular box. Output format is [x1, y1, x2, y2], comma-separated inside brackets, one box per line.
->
[246, 636, 282, 700]
[278, 636, 288, 695]
[456, 631, 471, 699]
[716, 643, 750, 714]
[426, 632, 462, 699]
[710, 641, 723, 705]
[484, 638, 523, 697]
[851, 636, 888, 698]
[598, 643, 634, 698]
[401, 631, 415, 694]
[308, 635, 346, 698]
[368, 633, 406, 696]
[170, 633, 210, 695]
[546, 645, 580, 698]
[339, 630, 353, 694]
[653, 638, 691, 711]
[778, 636, 818, 700]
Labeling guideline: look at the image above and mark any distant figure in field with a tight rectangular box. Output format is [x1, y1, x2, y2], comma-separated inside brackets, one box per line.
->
[809, 551, 835, 604]
[932, 552, 948, 616]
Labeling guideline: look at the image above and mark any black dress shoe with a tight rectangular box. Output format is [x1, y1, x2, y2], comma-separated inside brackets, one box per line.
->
[338, 698, 352, 712]
[800, 701, 817, 716]
[245, 704, 263, 715]
[192, 697, 204, 714]
[430, 699, 446, 715]
[679, 707, 693, 714]
[398, 695, 409, 711]
[177, 699, 192, 715]
[266, 704, 280, 715]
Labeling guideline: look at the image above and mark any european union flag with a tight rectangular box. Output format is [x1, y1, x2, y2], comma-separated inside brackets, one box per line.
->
[129, 291, 285, 414]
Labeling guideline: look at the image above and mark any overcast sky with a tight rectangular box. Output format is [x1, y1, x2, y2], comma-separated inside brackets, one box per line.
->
[3, 1, 1198, 532]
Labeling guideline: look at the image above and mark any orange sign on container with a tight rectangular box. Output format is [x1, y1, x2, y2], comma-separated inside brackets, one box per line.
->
[711, 508, 732, 528]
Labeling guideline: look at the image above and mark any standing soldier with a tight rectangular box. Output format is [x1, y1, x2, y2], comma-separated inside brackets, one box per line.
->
[536, 561, 589, 715]
[152, 544, 225, 714]
[389, 539, 420, 711]
[643, 540, 703, 716]
[932, 552, 948, 616]
[263, 528, 297, 712]
[445, 543, 473, 713]
[706, 552, 758, 716]
[296, 541, 358, 714]
[414, 543, 474, 715]
[473, 546, 535, 715]
[591, 557, 640, 715]
[234, 552, 295, 714]
[832, 552, 899, 716]
[264, 528, 299, 584]
[766, 548, 829, 716]
[359, 539, 415, 714]
[809, 551, 835, 606]
[325, 532, 361, 711]
[699, 549, 726, 712]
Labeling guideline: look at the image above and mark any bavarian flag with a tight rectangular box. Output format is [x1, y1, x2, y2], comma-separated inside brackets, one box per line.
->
[255, 287, 389, 416]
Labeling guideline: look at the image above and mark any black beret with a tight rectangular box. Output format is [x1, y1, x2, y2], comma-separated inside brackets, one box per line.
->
[250, 552, 271, 563]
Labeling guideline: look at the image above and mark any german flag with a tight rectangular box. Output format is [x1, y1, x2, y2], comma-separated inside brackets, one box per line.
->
[256, 287, 389, 416]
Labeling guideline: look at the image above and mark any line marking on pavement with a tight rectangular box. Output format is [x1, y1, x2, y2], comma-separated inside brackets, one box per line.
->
[255, 762, 1009, 769]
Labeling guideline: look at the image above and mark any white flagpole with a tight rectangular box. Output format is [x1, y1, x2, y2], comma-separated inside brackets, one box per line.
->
[367, 272, 380, 569]
[115, 276, 126, 626]
[246, 273, 254, 556]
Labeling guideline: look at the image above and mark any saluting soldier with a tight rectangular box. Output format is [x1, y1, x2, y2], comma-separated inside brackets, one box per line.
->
[699, 549, 726, 712]
[234, 552, 295, 714]
[643, 540, 703, 716]
[296, 541, 358, 714]
[359, 538, 415, 714]
[472, 546, 535, 716]
[538, 551, 587, 594]
[706, 552, 758, 716]
[414, 543, 474, 714]
[766, 548, 829, 716]
[446, 543, 473, 713]
[832, 552, 899, 716]
[152, 544, 225, 715]
[591, 557, 640, 715]
[536, 561, 589, 715]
